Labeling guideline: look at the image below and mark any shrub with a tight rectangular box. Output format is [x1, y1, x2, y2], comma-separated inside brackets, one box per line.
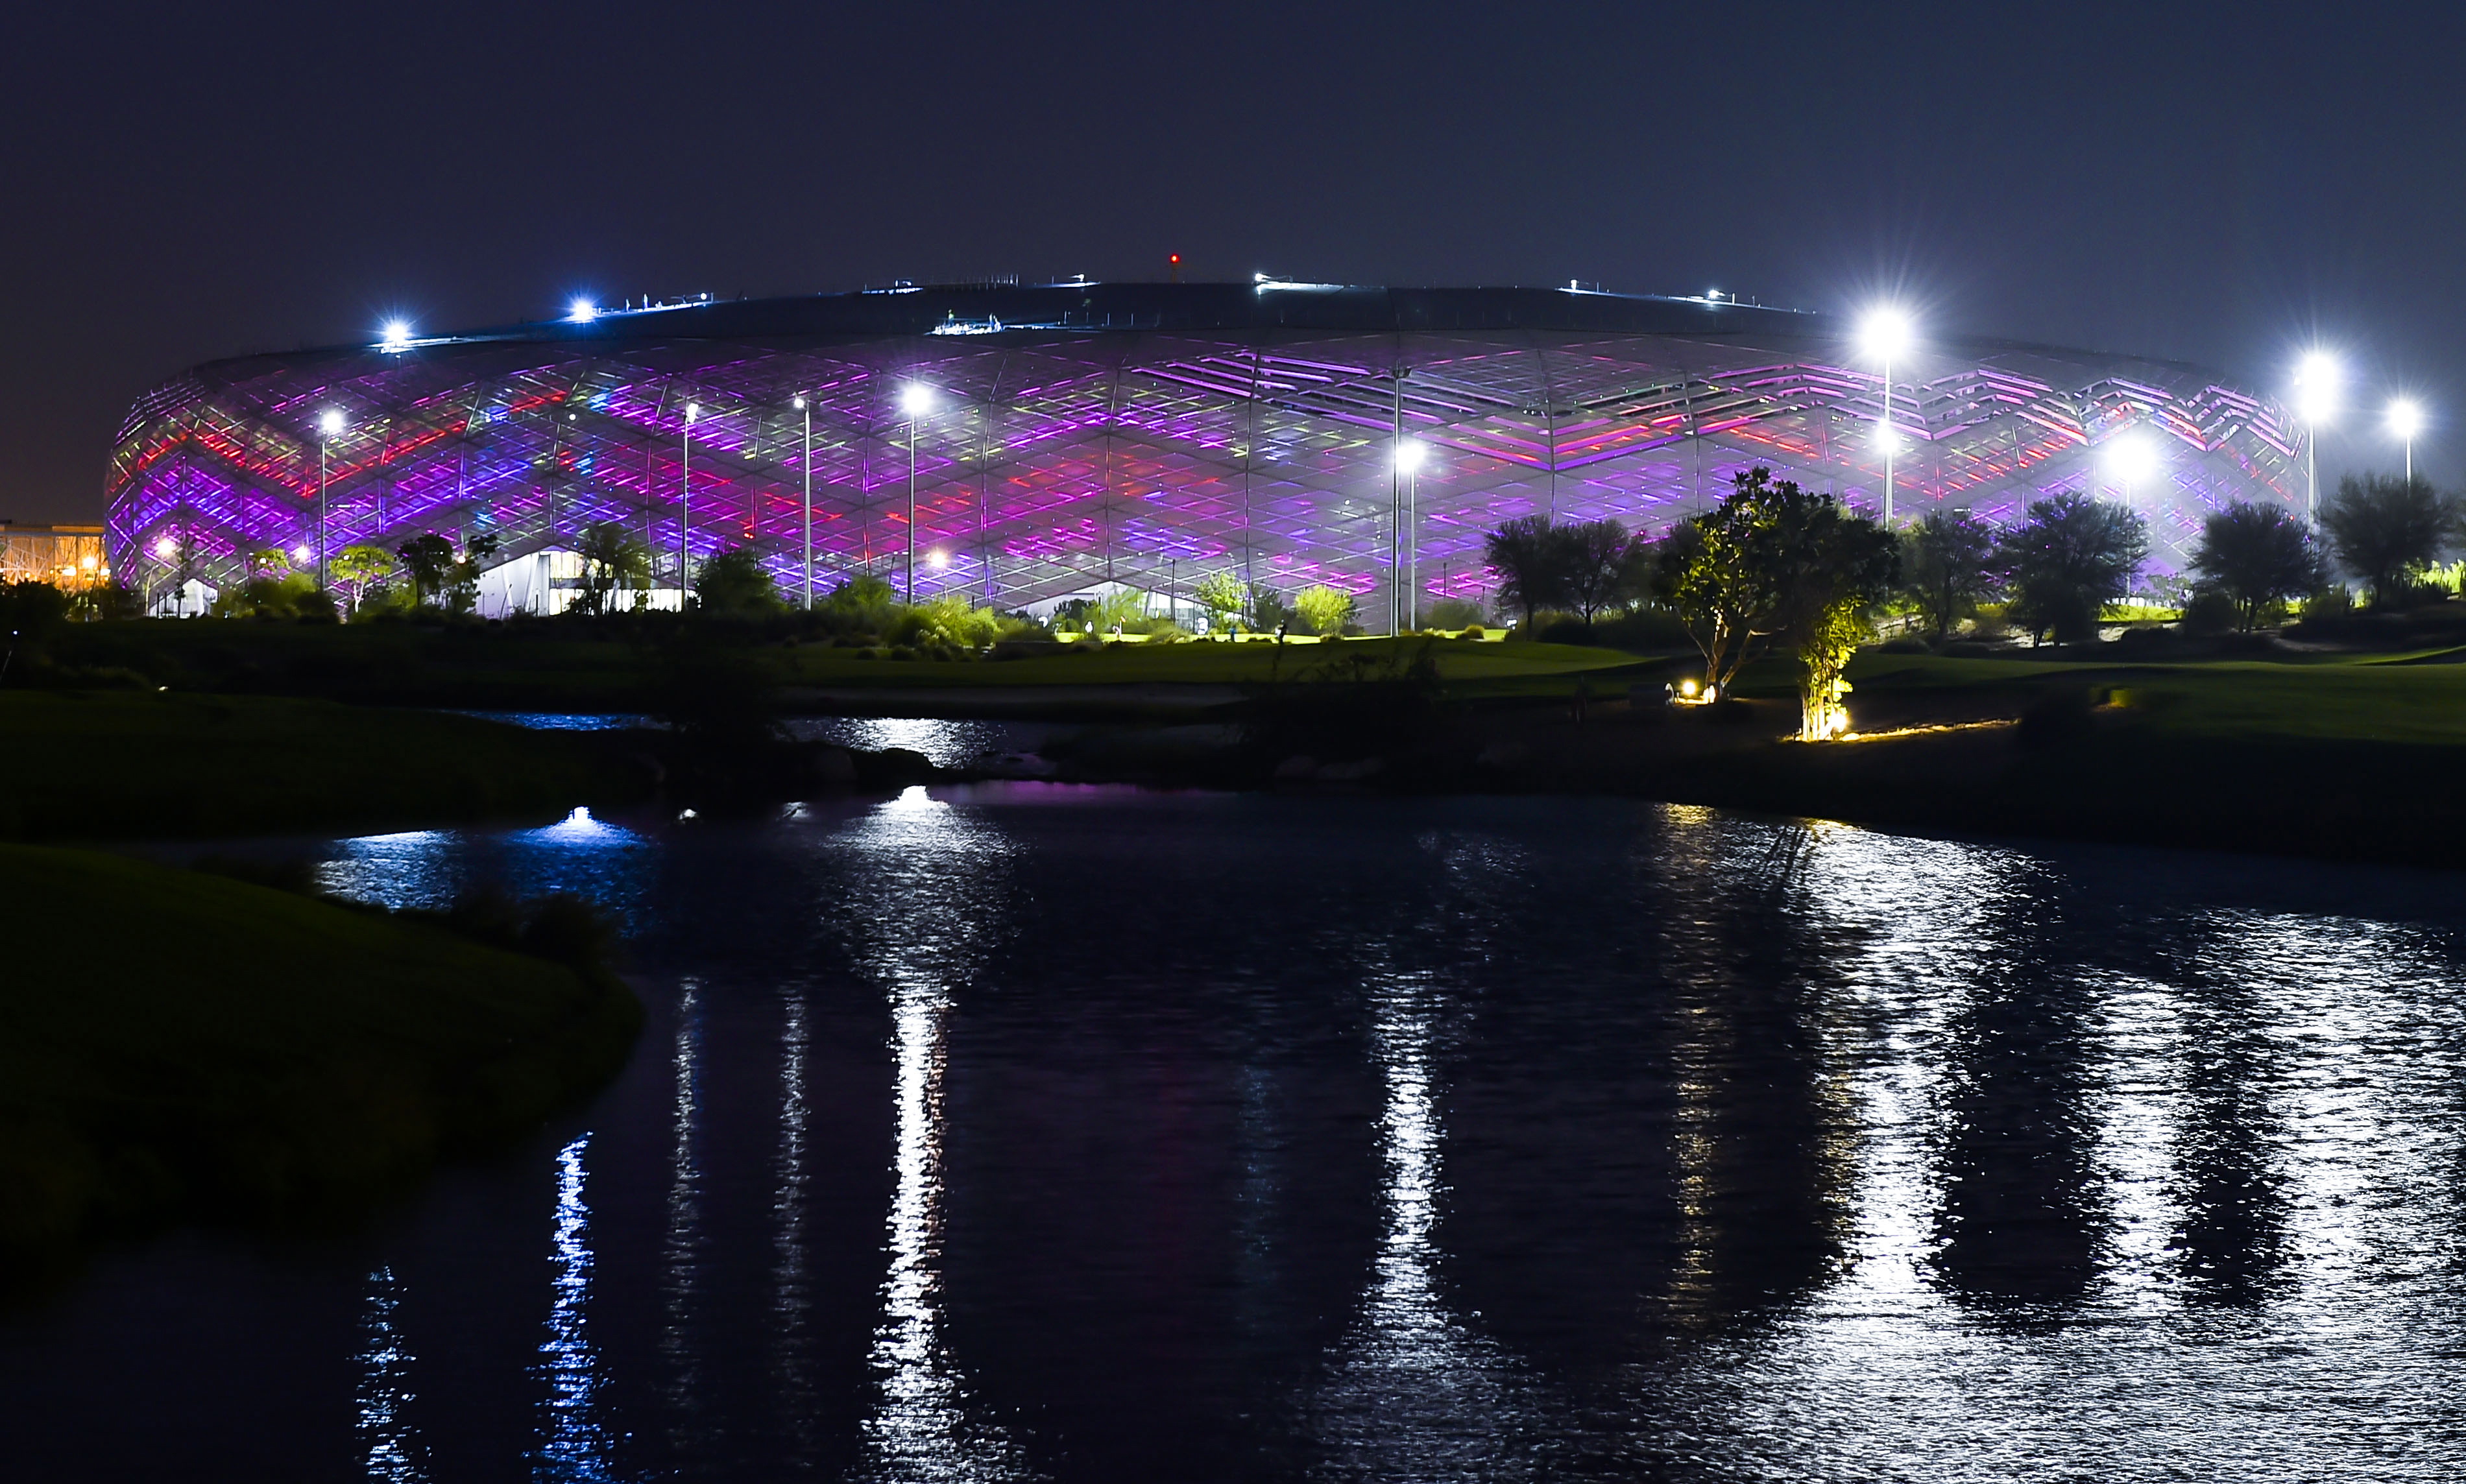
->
[2179, 589, 2239, 636]
[1425, 597, 1488, 630]
[1294, 584, 1357, 637]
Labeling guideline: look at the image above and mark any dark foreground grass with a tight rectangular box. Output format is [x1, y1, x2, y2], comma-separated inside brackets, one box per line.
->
[0, 691, 649, 840]
[0, 846, 640, 1277]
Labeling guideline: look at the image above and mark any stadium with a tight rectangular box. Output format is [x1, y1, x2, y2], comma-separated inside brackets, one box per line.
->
[104, 281, 2308, 621]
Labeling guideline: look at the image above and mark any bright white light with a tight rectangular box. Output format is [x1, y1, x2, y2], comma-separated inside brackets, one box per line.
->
[1708, 289, 1723, 300]
[1859, 305, 1915, 363]
[2387, 396, 2425, 442]
[568, 298, 597, 324]
[1872, 422, 1902, 454]
[291, 544, 311, 562]
[2296, 351, 2342, 425]
[900, 383, 935, 418]
[379, 320, 411, 352]
[792, 395, 806, 411]
[684, 401, 700, 424]
[927, 549, 950, 569]
[319, 408, 346, 437]
[1394, 438, 1427, 473]
[153, 536, 178, 559]
[2105, 431, 2160, 485]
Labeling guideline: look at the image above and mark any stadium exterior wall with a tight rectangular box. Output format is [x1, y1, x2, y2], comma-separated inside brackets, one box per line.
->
[104, 283, 2307, 619]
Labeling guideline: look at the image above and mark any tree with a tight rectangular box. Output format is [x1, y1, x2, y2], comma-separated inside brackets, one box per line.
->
[1483, 514, 1569, 628]
[692, 549, 782, 618]
[1247, 583, 1294, 636]
[1897, 509, 2000, 640]
[2319, 472, 2452, 608]
[1193, 571, 1247, 638]
[1997, 492, 2148, 645]
[1294, 584, 1357, 638]
[329, 544, 398, 616]
[1559, 518, 1646, 626]
[1778, 513, 1898, 739]
[575, 523, 649, 616]
[2188, 501, 2325, 630]
[1650, 466, 1806, 696]
[396, 534, 456, 606]
[1652, 467, 1894, 734]
[444, 534, 499, 615]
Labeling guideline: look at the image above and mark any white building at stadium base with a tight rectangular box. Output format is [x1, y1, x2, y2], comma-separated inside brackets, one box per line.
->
[105, 281, 2307, 621]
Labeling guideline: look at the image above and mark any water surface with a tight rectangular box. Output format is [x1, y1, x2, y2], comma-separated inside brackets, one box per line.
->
[8, 791, 2466, 1481]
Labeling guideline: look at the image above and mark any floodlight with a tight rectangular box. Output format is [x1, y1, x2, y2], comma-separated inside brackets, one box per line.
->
[319, 408, 345, 437]
[568, 298, 598, 324]
[900, 383, 935, 417]
[1859, 306, 1914, 363]
[2387, 397, 2425, 442]
[291, 544, 311, 562]
[792, 395, 806, 411]
[1394, 438, 1427, 473]
[1872, 422, 1902, 453]
[380, 320, 412, 352]
[154, 536, 178, 559]
[1708, 289, 1722, 300]
[928, 548, 950, 569]
[2295, 351, 2342, 424]
[685, 401, 700, 424]
[2105, 431, 2160, 485]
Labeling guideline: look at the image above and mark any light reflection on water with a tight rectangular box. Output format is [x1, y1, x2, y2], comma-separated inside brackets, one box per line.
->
[13, 795, 2466, 1481]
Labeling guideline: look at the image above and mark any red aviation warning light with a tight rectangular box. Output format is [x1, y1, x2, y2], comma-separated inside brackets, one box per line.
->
[1168, 252, 1182, 283]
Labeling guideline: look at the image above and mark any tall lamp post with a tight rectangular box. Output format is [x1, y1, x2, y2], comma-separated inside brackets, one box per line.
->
[2387, 397, 2425, 482]
[899, 383, 934, 603]
[1394, 437, 1426, 632]
[2295, 352, 2341, 516]
[794, 395, 814, 608]
[681, 401, 700, 599]
[1859, 307, 1914, 524]
[317, 407, 345, 589]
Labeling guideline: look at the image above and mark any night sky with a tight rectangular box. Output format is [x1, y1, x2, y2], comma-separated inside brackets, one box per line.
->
[4, 0, 2458, 523]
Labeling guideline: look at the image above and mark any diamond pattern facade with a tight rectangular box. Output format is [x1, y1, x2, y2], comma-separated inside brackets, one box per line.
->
[106, 285, 2306, 616]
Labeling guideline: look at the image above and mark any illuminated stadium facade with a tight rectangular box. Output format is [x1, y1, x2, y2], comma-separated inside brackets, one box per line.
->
[106, 281, 2308, 619]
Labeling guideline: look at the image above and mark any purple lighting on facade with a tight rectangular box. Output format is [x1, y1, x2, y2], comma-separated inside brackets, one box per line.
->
[105, 307, 2306, 614]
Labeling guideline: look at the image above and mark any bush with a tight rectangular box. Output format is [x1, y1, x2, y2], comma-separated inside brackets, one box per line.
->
[1877, 635, 1931, 654]
[2300, 585, 2354, 621]
[1425, 598, 1488, 630]
[2179, 589, 2239, 636]
[1534, 606, 1691, 651]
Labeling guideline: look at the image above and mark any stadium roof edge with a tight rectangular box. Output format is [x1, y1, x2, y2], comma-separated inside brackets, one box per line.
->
[191, 281, 2246, 392]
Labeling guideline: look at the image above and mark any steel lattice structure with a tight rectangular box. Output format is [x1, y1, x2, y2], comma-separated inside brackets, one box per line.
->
[106, 283, 2306, 616]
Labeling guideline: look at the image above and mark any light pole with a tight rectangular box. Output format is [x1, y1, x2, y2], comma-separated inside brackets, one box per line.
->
[794, 395, 814, 608]
[317, 408, 345, 589]
[2387, 397, 2425, 482]
[899, 383, 934, 603]
[2295, 352, 2341, 516]
[681, 401, 699, 599]
[1859, 307, 1914, 524]
[1394, 437, 1426, 632]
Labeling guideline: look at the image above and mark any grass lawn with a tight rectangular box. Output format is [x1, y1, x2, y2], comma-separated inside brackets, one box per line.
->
[0, 845, 638, 1269]
[1835, 651, 2466, 745]
[0, 690, 646, 840]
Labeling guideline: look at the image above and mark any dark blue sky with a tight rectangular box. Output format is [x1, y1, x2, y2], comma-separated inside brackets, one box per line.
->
[3, 0, 2456, 521]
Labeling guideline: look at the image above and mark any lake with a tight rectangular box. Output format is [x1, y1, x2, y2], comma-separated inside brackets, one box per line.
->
[8, 787, 2466, 1481]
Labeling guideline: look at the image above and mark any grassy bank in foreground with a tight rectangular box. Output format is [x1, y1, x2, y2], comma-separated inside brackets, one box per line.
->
[0, 846, 640, 1275]
[0, 691, 650, 840]
[41, 618, 1644, 710]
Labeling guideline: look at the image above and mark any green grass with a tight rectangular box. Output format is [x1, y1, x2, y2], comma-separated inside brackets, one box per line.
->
[1836, 651, 2466, 745]
[0, 846, 638, 1267]
[0, 691, 646, 840]
[780, 634, 1644, 689]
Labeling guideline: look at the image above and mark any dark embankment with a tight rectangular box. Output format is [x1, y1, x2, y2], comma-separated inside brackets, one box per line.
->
[0, 846, 640, 1283]
[0, 691, 651, 839]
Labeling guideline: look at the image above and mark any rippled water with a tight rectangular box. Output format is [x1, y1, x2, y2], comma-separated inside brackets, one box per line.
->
[10, 792, 2466, 1481]
[457, 711, 1063, 767]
